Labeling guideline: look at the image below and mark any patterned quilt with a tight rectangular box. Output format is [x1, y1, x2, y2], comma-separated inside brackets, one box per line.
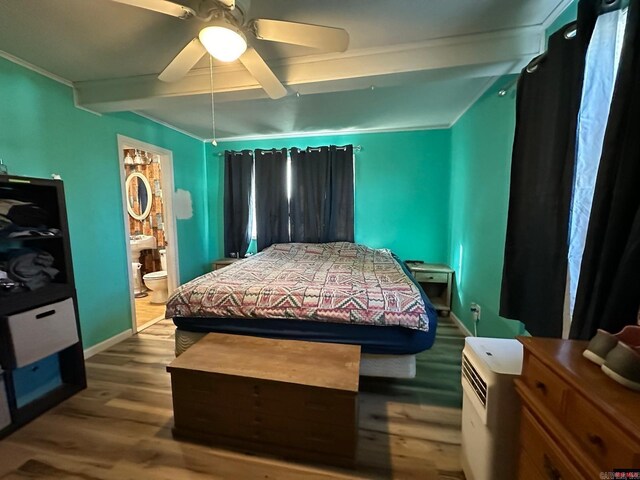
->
[166, 242, 431, 331]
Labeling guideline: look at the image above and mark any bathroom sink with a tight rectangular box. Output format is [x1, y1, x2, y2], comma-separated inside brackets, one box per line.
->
[130, 235, 157, 257]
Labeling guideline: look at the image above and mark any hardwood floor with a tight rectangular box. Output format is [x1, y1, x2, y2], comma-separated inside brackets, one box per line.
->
[0, 317, 466, 479]
[134, 296, 166, 331]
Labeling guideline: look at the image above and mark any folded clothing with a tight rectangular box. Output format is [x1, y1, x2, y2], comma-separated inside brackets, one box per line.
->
[0, 199, 51, 227]
[0, 249, 59, 292]
[0, 224, 60, 239]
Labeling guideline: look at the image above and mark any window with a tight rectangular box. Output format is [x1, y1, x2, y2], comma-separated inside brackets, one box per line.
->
[249, 153, 293, 241]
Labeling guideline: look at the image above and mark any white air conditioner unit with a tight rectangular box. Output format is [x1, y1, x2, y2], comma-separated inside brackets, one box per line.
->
[461, 337, 523, 480]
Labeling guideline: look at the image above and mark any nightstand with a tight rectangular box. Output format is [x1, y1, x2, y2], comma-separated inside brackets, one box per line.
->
[405, 262, 453, 316]
[211, 257, 242, 271]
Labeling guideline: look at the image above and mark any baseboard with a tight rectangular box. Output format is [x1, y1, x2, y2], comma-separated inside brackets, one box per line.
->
[450, 312, 474, 337]
[83, 329, 133, 359]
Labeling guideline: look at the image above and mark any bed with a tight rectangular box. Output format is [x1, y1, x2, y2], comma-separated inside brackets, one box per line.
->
[165, 242, 438, 378]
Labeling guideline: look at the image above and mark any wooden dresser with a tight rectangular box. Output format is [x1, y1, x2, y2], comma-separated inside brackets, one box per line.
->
[167, 333, 361, 467]
[515, 337, 640, 479]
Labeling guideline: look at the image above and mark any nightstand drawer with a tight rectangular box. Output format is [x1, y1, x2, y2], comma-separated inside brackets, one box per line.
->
[414, 271, 448, 283]
[211, 258, 241, 271]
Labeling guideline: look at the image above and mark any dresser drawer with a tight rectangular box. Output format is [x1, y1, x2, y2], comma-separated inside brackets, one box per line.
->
[252, 424, 356, 456]
[171, 372, 356, 424]
[517, 448, 544, 480]
[414, 271, 448, 283]
[173, 399, 356, 456]
[520, 408, 581, 480]
[564, 391, 640, 470]
[4, 298, 79, 368]
[522, 355, 568, 416]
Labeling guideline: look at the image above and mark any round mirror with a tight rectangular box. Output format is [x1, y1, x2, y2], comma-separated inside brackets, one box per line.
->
[125, 172, 153, 221]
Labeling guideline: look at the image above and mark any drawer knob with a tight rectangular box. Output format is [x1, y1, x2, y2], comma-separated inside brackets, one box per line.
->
[587, 433, 605, 450]
[535, 381, 548, 394]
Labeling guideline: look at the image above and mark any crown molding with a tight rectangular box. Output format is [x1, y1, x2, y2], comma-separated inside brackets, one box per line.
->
[540, 0, 574, 30]
[0, 49, 72, 87]
[132, 111, 205, 141]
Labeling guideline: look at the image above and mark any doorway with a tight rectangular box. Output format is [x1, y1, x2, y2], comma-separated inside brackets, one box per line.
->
[117, 135, 180, 333]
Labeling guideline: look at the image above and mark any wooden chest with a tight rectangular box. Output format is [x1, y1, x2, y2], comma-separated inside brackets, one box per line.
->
[167, 333, 361, 467]
[515, 337, 640, 479]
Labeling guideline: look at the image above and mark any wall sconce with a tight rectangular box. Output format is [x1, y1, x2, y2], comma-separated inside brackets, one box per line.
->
[124, 151, 134, 165]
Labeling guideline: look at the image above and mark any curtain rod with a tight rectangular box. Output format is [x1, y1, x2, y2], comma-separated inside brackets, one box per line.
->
[218, 145, 362, 157]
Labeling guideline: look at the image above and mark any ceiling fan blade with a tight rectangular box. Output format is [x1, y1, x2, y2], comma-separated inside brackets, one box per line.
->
[239, 48, 287, 99]
[251, 19, 349, 52]
[159, 38, 207, 82]
[217, 0, 235, 9]
[110, 0, 195, 18]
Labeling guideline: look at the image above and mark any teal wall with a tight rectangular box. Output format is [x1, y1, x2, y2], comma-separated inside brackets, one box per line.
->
[0, 57, 208, 348]
[548, 2, 578, 37]
[447, 2, 578, 337]
[206, 130, 452, 263]
[0, 2, 577, 346]
[449, 80, 523, 337]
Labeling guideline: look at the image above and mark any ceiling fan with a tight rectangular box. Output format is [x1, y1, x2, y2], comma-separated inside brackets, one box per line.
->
[110, 0, 350, 99]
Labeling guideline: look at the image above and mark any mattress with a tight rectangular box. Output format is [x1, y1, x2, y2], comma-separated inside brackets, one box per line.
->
[166, 242, 436, 332]
[174, 329, 417, 379]
[167, 242, 438, 356]
[173, 315, 434, 355]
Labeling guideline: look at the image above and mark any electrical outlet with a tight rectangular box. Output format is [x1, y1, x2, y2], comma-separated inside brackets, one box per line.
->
[470, 303, 481, 322]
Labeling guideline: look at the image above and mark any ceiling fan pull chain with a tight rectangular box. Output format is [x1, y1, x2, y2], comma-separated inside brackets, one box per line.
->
[209, 55, 218, 147]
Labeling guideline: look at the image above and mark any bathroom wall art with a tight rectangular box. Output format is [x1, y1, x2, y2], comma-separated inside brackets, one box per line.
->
[123, 149, 166, 249]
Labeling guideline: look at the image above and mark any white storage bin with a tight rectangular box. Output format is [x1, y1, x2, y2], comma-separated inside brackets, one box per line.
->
[0, 372, 10, 430]
[6, 298, 79, 368]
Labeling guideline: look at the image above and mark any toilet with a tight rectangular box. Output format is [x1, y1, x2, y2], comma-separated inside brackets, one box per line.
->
[143, 249, 168, 304]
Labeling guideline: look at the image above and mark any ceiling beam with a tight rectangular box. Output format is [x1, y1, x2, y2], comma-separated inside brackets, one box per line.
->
[74, 27, 543, 112]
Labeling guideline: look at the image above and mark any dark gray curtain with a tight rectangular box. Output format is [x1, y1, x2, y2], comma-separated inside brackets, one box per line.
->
[500, 3, 596, 337]
[571, 0, 640, 339]
[224, 150, 253, 258]
[290, 145, 354, 243]
[255, 148, 289, 251]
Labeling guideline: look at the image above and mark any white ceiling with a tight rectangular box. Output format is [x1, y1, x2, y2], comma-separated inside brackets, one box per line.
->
[0, 0, 571, 140]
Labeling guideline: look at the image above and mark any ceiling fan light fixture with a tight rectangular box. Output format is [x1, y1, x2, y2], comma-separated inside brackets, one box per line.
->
[199, 25, 247, 62]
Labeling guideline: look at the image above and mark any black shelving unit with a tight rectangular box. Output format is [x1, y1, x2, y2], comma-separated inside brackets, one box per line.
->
[0, 175, 86, 439]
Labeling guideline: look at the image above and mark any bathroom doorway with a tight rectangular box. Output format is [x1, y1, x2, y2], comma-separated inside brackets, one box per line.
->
[117, 135, 180, 333]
